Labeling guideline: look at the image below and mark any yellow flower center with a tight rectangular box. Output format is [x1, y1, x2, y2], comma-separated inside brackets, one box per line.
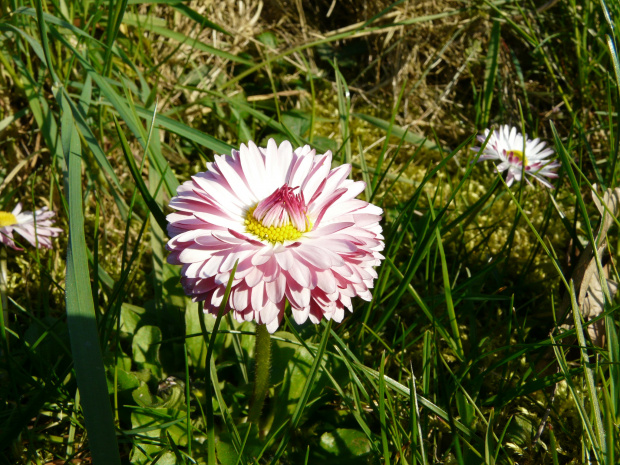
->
[507, 150, 528, 166]
[244, 206, 311, 244]
[0, 211, 17, 228]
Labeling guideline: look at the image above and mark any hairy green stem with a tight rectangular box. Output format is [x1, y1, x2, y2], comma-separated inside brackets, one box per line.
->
[248, 324, 271, 424]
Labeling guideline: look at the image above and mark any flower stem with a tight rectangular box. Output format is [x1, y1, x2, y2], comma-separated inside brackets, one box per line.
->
[248, 323, 271, 424]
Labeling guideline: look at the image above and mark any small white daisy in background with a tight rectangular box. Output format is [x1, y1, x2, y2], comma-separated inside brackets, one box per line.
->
[167, 139, 385, 333]
[472, 125, 561, 188]
[0, 203, 63, 251]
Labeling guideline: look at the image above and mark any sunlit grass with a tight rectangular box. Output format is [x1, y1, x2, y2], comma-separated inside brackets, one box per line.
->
[0, 0, 619, 463]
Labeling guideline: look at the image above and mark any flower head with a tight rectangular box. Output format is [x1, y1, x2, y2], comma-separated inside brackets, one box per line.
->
[0, 203, 63, 251]
[167, 139, 385, 333]
[472, 125, 560, 188]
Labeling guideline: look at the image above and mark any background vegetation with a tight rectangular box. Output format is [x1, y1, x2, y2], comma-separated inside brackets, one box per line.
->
[0, 0, 619, 463]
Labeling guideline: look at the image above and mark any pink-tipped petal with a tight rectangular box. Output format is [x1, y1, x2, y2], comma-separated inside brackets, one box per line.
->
[166, 138, 384, 332]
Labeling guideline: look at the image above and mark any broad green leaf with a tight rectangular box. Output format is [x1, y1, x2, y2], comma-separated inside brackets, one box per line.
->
[319, 428, 373, 459]
[133, 325, 164, 379]
[185, 301, 207, 369]
[120, 303, 147, 335]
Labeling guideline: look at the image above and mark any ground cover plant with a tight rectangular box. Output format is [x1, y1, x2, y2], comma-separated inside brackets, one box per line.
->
[0, 0, 620, 463]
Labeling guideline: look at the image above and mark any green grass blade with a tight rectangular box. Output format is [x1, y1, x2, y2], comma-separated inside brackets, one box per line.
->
[270, 322, 332, 464]
[122, 13, 252, 65]
[171, 3, 230, 35]
[379, 352, 391, 465]
[15, 6, 99, 40]
[133, 104, 234, 154]
[58, 89, 121, 464]
[479, 20, 500, 127]
[569, 281, 607, 458]
[434, 218, 464, 359]
[352, 112, 439, 151]
[550, 331, 602, 463]
[103, 0, 129, 75]
[199, 261, 239, 465]
[32, 0, 60, 83]
[114, 115, 168, 232]
[334, 60, 351, 165]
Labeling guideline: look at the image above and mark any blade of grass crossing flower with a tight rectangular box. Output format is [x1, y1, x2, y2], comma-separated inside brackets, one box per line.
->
[198, 261, 238, 465]
[480, 20, 500, 128]
[58, 89, 121, 464]
[569, 281, 607, 459]
[114, 116, 168, 232]
[270, 321, 332, 464]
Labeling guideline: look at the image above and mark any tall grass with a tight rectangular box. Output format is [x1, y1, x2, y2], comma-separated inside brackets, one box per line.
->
[0, 0, 619, 463]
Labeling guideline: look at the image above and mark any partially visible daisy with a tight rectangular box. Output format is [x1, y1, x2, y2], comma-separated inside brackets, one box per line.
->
[0, 203, 63, 251]
[472, 125, 560, 188]
[167, 139, 385, 333]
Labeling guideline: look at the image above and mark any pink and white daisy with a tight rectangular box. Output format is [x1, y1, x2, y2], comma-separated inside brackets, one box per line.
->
[472, 125, 560, 188]
[167, 139, 385, 333]
[0, 203, 63, 251]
